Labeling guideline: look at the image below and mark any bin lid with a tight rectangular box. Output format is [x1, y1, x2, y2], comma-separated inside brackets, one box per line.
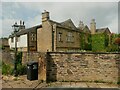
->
[27, 61, 38, 66]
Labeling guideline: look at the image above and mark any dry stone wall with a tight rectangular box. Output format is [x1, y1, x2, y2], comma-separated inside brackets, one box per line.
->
[46, 52, 120, 83]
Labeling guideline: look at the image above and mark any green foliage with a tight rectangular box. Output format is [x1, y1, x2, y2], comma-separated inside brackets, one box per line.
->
[80, 32, 92, 51]
[91, 34, 108, 52]
[106, 34, 120, 52]
[80, 32, 85, 50]
[2, 62, 13, 75]
[16, 64, 27, 75]
[80, 33, 120, 52]
[106, 45, 119, 52]
[16, 52, 26, 75]
[16, 52, 22, 65]
[2, 52, 26, 75]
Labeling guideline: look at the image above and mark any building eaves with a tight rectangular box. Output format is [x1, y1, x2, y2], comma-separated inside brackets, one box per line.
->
[96, 28, 108, 33]
[9, 25, 42, 38]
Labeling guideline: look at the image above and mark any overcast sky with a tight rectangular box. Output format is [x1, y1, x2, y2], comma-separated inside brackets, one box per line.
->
[1, 1, 119, 37]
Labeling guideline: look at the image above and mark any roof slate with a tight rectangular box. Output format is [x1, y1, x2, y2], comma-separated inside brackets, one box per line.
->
[96, 27, 111, 34]
[9, 25, 42, 38]
[49, 19, 77, 31]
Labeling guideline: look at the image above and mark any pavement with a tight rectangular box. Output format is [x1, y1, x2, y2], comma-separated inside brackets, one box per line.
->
[1, 75, 120, 89]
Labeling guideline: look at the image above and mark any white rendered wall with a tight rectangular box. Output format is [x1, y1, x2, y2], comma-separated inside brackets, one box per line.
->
[8, 34, 27, 48]
[17, 34, 27, 48]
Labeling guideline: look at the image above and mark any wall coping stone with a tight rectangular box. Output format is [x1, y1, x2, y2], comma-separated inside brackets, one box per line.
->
[47, 52, 120, 54]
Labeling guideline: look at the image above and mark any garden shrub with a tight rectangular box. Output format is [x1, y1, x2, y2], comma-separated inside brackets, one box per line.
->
[2, 62, 13, 75]
[16, 64, 27, 75]
[91, 34, 109, 52]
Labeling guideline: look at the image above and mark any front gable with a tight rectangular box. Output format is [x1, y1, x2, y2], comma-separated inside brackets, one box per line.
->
[60, 19, 77, 30]
[83, 25, 90, 33]
[104, 28, 111, 34]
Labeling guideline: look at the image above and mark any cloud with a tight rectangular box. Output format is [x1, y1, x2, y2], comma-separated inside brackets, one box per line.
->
[2, 18, 20, 37]
[1, 2, 118, 37]
[25, 14, 42, 28]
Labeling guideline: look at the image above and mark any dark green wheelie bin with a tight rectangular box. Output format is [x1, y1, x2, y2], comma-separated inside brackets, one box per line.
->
[27, 61, 38, 80]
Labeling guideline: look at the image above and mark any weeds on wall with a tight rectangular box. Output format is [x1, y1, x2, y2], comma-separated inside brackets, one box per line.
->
[2, 62, 13, 75]
[2, 52, 27, 75]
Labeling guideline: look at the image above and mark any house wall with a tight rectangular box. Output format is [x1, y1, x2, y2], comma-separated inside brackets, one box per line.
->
[37, 21, 52, 52]
[28, 29, 37, 51]
[56, 27, 80, 51]
[17, 34, 27, 48]
[8, 34, 27, 50]
[8, 37, 15, 49]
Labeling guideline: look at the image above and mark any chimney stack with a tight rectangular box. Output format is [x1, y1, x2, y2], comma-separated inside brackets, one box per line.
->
[23, 21, 24, 25]
[90, 19, 96, 34]
[20, 20, 22, 25]
[79, 21, 84, 30]
[42, 10, 50, 22]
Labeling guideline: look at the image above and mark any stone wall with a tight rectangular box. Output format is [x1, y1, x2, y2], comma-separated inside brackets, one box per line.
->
[2, 51, 120, 83]
[46, 52, 120, 83]
[22, 52, 46, 81]
[1, 51, 14, 65]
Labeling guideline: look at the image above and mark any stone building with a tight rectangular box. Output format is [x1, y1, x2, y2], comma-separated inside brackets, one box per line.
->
[79, 19, 111, 35]
[37, 11, 81, 52]
[8, 11, 111, 52]
[8, 21, 41, 52]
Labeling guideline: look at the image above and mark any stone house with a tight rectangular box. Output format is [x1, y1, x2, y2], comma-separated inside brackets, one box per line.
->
[8, 11, 111, 52]
[8, 22, 41, 52]
[79, 19, 111, 35]
[37, 11, 81, 52]
[78, 19, 111, 51]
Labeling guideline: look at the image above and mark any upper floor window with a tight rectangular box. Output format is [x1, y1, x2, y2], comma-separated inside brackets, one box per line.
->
[31, 33, 35, 37]
[31, 33, 36, 41]
[66, 32, 74, 42]
[31, 37, 36, 41]
[16, 36, 20, 42]
[11, 37, 14, 43]
[58, 32, 62, 42]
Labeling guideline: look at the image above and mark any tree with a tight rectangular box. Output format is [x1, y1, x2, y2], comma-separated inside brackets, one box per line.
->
[114, 38, 120, 45]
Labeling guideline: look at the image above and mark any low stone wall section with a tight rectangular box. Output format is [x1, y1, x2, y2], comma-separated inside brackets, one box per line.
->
[46, 52, 120, 83]
[22, 52, 46, 81]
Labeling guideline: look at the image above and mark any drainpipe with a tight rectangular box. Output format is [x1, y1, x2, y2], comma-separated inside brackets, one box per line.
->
[52, 26, 54, 52]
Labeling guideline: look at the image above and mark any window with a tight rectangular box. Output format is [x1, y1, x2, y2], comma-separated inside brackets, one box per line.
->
[11, 37, 14, 43]
[58, 32, 62, 42]
[16, 36, 20, 42]
[17, 36, 20, 42]
[31, 33, 36, 41]
[31, 34, 35, 36]
[66, 32, 74, 42]
[31, 37, 36, 41]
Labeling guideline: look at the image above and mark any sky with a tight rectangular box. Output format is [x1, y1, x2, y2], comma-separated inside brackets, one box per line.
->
[1, 1, 119, 37]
